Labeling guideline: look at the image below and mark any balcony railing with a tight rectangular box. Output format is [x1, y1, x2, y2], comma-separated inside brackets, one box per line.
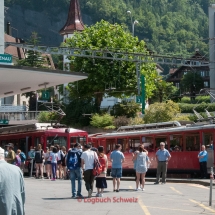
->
[0, 111, 46, 121]
[0, 105, 27, 112]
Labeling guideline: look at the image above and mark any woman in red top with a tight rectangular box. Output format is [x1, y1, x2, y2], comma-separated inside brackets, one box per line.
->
[96, 146, 108, 197]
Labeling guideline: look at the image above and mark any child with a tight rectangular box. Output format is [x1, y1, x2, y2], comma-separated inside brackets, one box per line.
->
[96, 146, 108, 197]
[50, 147, 58, 181]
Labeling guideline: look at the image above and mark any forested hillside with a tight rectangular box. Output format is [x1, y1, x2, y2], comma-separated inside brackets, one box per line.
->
[4, 0, 212, 56]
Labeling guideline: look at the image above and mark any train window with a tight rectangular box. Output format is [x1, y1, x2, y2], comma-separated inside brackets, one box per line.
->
[170, 135, 183, 152]
[203, 133, 213, 149]
[155, 137, 167, 150]
[47, 136, 67, 147]
[128, 138, 141, 152]
[117, 138, 128, 153]
[19, 138, 28, 154]
[185, 133, 200, 151]
[34, 137, 40, 147]
[70, 136, 87, 148]
[0, 140, 8, 148]
[143, 137, 154, 152]
[106, 139, 115, 153]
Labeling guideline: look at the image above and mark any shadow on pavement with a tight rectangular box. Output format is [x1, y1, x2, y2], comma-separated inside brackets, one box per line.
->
[43, 197, 71, 200]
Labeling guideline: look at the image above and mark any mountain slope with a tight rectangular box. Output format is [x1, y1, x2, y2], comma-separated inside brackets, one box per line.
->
[4, 0, 211, 56]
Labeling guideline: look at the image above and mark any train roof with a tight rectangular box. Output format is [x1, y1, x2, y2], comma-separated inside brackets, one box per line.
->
[116, 121, 192, 132]
[0, 123, 87, 135]
[94, 121, 215, 138]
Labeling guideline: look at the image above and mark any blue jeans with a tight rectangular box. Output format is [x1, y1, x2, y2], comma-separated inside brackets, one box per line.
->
[51, 163, 57, 179]
[70, 168, 82, 196]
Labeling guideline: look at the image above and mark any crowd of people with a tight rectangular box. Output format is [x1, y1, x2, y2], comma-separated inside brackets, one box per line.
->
[1, 140, 210, 199]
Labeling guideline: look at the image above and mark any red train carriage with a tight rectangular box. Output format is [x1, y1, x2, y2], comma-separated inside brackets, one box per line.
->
[0, 123, 88, 173]
[89, 121, 215, 175]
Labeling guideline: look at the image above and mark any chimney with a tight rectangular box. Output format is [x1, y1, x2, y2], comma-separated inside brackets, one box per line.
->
[7, 22, 11, 36]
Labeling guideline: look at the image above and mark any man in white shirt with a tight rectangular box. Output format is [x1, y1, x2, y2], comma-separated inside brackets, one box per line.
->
[81, 144, 98, 198]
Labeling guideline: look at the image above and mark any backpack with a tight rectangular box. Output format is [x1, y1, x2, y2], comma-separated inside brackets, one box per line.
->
[92, 153, 103, 177]
[67, 151, 80, 170]
[35, 150, 43, 163]
[15, 155, 21, 167]
[20, 152, 26, 162]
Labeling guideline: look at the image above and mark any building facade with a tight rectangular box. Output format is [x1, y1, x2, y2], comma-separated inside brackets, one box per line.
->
[166, 51, 209, 95]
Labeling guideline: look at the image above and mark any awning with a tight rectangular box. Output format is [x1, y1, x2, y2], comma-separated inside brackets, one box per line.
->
[0, 65, 87, 98]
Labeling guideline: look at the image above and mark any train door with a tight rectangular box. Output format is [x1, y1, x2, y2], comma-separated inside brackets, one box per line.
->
[202, 132, 214, 172]
[19, 137, 30, 155]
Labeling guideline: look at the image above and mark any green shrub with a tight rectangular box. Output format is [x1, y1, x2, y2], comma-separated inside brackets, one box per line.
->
[114, 116, 130, 128]
[37, 111, 58, 123]
[90, 113, 114, 128]
[179, 103, 215, 113]
[180, 96, 211, 104]
[111, 101, 141, 118]
[180, 97, 191, 104]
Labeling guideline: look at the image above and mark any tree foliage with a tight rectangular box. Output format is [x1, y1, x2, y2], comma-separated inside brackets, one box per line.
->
[150, 78, 178, 103]
[65, 20, 157, 109]
[111, 100, 141, 118]
[143, 100, 180, 123]
[37, 111, 58, 123]
[180, 72, 204, 94]
[90, 113, 115, 129]
[5, 0, 210, 57]
[61, 98, 97, 127]
[17, 32, 46, 68]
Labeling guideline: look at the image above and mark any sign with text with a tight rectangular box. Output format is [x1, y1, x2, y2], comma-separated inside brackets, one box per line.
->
[0, 54, 12, 64]
[0, 119, 9, 124]
[136, 96, 142, 104]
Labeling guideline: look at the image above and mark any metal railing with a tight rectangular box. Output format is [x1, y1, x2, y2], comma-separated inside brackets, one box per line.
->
[0, 111, 46, 121]
[0, 105, 27, 112]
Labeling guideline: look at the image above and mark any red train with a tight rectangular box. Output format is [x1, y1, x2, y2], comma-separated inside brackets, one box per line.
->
[88, 121, 215, 175]
[0, 123, 88, 173]
[0, 121, 214, 176]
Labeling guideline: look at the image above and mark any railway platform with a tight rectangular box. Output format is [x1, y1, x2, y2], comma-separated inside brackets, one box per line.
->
[105, 176, 215, 186]
[24, 178, 215, 215]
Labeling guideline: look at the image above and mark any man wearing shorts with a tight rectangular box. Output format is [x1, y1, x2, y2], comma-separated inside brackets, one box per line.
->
[110, 144, 125, 192]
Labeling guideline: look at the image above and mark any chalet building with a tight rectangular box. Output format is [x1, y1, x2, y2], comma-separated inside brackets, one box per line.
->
[166, 51, 210, 92]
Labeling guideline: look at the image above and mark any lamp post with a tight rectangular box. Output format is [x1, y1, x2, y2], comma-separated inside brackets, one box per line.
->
[126, 11, 145, 114]
[127, 11, 138, 36]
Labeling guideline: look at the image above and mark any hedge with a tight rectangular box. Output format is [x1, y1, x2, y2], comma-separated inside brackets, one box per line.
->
[180, 96, 211, 104]
[179, 103, 215, 113]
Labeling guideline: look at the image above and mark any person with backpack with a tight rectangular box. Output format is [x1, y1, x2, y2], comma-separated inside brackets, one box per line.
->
[17, 149, 26, 173]
[35, 144, 44, 179]
[67, 143, 83, 198]
[81, 143, 98, 198]
[96, 146, 108, 197]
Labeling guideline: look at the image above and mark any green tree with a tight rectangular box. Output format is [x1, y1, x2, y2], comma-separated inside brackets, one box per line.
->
[111, 100, 141, 118]
[180, 72, 204, 97]
[65, 20, 158, 110]
[150, 78, 178, 103]
[17, 32, 46, 68]
[143, 100, 180, 123]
